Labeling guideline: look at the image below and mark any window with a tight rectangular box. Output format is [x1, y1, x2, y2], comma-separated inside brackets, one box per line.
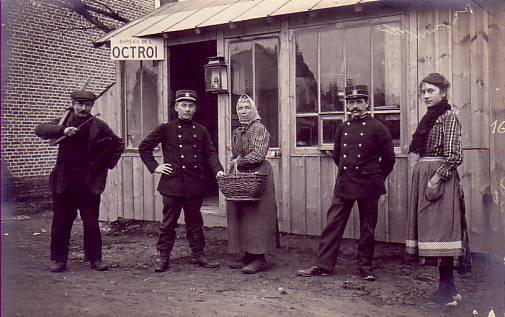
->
[122, 61, 159, 148]
[294, 19, 403, 148]
[229, 37, 279, 147]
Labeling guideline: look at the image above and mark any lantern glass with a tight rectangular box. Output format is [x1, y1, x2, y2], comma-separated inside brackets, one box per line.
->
[219, 67, 228, 91]
[204, 56, 228, 93]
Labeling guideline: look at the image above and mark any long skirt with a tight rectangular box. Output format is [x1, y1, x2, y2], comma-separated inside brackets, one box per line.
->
[406, 157, 471, 272]
[226, 160, 278, 255]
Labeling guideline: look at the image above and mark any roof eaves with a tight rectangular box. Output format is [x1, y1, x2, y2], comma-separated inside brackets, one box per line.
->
[93, 1, 179, 47]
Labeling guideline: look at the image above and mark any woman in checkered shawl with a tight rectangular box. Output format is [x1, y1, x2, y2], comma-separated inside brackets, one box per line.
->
[225, 94, 278, 274]
[406, 73, 471, 307]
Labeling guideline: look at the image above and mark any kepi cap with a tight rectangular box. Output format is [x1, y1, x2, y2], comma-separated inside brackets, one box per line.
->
[344, 84, 368, 100]
[70, 89, 97, 102]
[175, 89, 197, 103]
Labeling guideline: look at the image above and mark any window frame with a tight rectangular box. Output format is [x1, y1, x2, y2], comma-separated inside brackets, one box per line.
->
[120, 60, 161, 151]
[225, 34, 281, 150]
[290, 15, 407, 155]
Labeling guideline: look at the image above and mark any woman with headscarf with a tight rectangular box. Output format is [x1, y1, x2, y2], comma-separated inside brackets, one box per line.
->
[226, 94, 278, 274]
[406, 73, 471, 306]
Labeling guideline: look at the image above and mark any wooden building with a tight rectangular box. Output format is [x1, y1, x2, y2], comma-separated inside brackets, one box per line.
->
[93, 0, 505, 256]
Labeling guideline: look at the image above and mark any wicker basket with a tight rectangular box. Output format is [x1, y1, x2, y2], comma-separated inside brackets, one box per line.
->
[217, 165, 268, 201]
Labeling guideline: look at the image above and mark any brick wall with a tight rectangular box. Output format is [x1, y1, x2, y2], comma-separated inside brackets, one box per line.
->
[1, 0, 155, 199]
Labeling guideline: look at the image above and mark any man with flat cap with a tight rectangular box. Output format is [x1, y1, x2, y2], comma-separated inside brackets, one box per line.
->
[298, 84, 396, 280]
[139, 89, 224, 272]
[35, 88, 125, 273]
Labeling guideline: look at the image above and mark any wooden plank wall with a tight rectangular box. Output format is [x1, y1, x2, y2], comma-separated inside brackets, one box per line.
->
[485, 1, 505, 256]
[94, 83, 121, 222]
[97, 56, 169, 222]
[284, 3, 504, 254]
[114, 154, 163, 222]
[403, 4, 498, 252]
[288, 155, 408, 243]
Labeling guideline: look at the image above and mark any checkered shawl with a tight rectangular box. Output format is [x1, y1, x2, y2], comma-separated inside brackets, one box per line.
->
[424, 110, 463, 180]
[232, 120, 270, 167]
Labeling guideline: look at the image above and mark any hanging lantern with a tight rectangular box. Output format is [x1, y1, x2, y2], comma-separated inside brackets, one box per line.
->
[204, 56, 228, 93]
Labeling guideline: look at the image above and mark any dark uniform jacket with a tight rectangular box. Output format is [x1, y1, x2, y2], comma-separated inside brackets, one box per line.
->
[139, 118, 223, 197]
[333, 114, 396, 199]
[35, 112, 125, 195]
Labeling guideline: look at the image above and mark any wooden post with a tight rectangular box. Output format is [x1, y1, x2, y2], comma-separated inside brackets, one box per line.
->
[280, 19, 292, 233]
[488, 1, 505, 257]
[217, 30, 229, 216]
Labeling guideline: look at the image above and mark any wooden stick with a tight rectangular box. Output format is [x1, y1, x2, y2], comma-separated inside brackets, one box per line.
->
[49, 113, 101, 146]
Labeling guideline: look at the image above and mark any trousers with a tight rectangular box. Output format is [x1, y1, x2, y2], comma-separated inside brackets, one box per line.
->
[50, 184, 102, 262]
[315, 195, 380, 271]
[157, 195, 206, 257]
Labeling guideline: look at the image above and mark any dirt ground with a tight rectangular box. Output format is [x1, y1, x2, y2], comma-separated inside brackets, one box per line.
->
[1, 198, 504, 317]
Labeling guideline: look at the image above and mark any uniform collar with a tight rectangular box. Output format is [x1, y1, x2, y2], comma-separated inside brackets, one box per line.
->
[176, 118, 194, 125]
[347, 112, 369, 122]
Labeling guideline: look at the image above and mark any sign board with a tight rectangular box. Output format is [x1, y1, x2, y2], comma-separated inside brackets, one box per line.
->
[110, 37, 164, 60]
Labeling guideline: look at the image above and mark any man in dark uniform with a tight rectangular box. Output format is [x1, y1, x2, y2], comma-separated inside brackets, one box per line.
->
[139, 89, 224, 272]
[298, 84, 396, 280]
[35, 89, 125, 273]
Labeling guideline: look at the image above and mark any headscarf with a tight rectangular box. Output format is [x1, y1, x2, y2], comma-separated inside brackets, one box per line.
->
[408, 73, 451, 155]
[236, 94, 261, 125]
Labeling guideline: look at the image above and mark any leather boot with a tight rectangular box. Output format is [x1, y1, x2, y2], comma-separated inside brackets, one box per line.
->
[228, 253, 253, 269]
[154, 255, 170, 272]
[241, 255, 269, 274]
[359, 267, 375, 281]
[90, 260, 109, 271]
[297, 265, 332, 277]
[192, 255, 219, 268]
[50, 261, 67, 273]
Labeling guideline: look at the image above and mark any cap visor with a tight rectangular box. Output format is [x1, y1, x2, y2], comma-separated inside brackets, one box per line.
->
[345, 94, 368, 99]
[175, 97, 196, 102]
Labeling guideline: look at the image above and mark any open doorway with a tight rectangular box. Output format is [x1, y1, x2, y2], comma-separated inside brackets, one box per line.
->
[169, 41, 219, 208]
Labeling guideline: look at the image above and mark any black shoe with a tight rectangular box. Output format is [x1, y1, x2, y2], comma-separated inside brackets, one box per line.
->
[192, 255, 219, 268]
[359, 268, 376, 281]
[428, 288, 461, 306]
[90, 260, 109, 271]
[297, 266, 332, 277]
[50, 261, 67, 273]
[242, 259, 270, 274]
[228, 255, 253, 269]
[154, 257, 170, 272]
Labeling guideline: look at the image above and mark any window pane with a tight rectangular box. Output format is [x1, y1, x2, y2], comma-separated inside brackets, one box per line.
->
[373, 22, 401, 110]
[295, 31, 318, 113]
[345, 26, 371, 88]
[291, 20, 403, 149]
[255, 39, 279, 147]
[296, 116, 318, 147]
[230, 41, 253, 132]
[320, 29, 345, 112]
[141, 61, 159, 140]
[322, 119, 343, 144]
[124, 61, 142, 148]
[375, 113, 400, 147]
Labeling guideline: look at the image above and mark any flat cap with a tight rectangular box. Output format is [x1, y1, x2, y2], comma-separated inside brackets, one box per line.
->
[70, 89, 97, 102]
[344, 84, 368, 100]
[175, 89, 197, 103]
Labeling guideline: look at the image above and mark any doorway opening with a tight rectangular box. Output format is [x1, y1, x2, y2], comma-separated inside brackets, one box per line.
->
[169, 41, 219, 208]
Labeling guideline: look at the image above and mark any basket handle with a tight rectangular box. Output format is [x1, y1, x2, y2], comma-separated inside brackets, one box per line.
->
[231, 160, 239, 174]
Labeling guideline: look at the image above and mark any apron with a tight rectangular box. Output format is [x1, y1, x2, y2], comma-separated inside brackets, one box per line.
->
[226, 160, 277, 254]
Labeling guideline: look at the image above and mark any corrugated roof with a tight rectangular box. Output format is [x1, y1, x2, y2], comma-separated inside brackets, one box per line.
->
[94, 0, 378, 45]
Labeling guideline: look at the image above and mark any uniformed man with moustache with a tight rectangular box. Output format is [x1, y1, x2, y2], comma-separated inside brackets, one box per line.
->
[139, 89, 224, 272]
[298, 84, 396, 280]
[35, 88, 125, 273]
